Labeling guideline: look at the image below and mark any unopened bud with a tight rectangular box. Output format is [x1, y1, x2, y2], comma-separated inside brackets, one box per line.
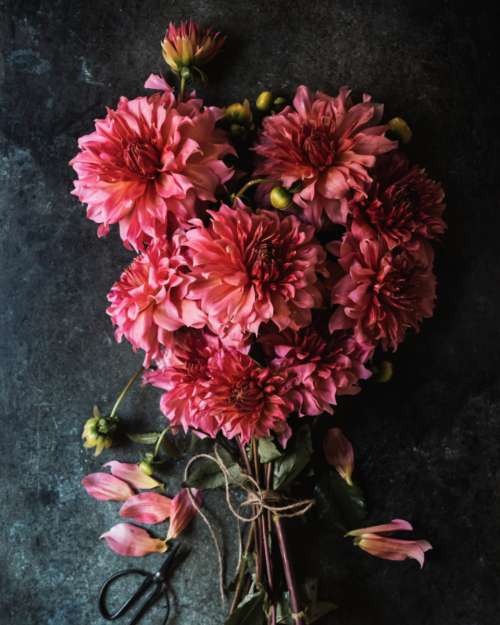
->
[270, 186, 292, 210]
[256, 91, 273, 112]
[387, 117, 412, 144]
[375, 360, 393, 383]
[139, 460, 154, 476]
[225, 99, 252, 126]
[230, 123, 245, 138]
[273, 96, 287, 112]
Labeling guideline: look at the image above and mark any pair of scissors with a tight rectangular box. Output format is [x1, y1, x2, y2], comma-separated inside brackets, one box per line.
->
[98, 543, 186, 625]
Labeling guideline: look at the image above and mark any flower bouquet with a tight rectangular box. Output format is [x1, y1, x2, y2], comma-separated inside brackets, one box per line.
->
[72, 20, 444, 625]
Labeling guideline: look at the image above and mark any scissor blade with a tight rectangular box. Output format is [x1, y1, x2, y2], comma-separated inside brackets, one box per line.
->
[158, 543, 181, 578]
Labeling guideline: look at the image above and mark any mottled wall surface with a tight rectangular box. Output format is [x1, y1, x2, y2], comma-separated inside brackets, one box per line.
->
[1, 1, 499, 624]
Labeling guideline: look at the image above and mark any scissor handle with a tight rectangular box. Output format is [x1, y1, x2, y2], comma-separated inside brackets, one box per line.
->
[98, 568, 169, 625]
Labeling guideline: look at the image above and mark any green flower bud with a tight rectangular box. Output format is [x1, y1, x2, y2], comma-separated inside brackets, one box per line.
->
[139, 460, 154, 476]
[387, 117, 412, 144]
[230, 123, 245, 138]
[273, 96, 287, 112]
[225, 99, 252, 126]
[256, 91, 273, 112]
[270, 186, 292, 210]
[375, 360, 393, 383]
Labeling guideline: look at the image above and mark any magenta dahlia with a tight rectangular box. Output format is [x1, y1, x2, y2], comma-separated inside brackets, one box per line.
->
[255, 85, 397, 228]
[329, 221, 436, 352]
[70, 85, 234, 249]
[106, 234, 205, 366]
[352, 151, 446, 249]
[185, 204, 327, 344]
[261, 328, 371, 416]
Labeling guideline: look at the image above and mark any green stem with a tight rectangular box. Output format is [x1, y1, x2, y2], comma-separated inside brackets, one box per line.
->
[153, 427, 170, 458]
[179, 74, 187, 102]
[109, 367, 144, 419]
[235, 178, 280, 199]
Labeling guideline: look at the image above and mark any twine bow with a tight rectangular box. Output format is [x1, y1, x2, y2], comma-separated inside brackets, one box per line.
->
[183, 445, 315, 603]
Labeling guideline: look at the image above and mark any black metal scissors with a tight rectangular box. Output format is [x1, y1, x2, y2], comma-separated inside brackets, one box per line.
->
[98, 544, 185, 625]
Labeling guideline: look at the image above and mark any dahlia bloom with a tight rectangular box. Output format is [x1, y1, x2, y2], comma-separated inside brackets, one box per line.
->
[162, 21, 225, 76]
[185, 205, 327, 343]
[143, 328, 221, 432]
[346, 519, 432, 568]
[323, 427, 355, 486]
[352, 151, 446, 249]
[255, 85, 397, 227]
[198, 348, 293, 443]
[106, 235, 205, 366]
[101, 523, 167, 557]
[329, 221, 436, 352]
[70, 88, 234, 249]
[261, 328, 371, 416]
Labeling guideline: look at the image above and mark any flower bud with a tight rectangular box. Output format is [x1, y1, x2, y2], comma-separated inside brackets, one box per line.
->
[273, 96, 287, 112]
[230, 123, 245, 138]
[256, 91, 273, 112]
[139, 459, 154, 476]
[82, 407, 118, 456]
[225, 100, 252, 126]
[387, 117, 412, 144]
[375, 360, 393, 383]
[161, 20, 225, 75]
[270, 186, 292, 210]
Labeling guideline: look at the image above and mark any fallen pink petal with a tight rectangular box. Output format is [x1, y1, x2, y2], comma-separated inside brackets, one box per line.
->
[167, 488, 202, 541]
[81, 472, 134, 501]
[346, 519, 432, 568]
[323, 427, 355, 485]
[119, 492, 173, 524]
[104, 461, 161, 490]
[100, 523, 168, 557]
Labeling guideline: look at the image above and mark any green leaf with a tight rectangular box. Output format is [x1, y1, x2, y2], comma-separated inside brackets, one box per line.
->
[273, 425, 312, 490]
[184, 445, 246, 490]
[257, 438, 283, 463]
[225, 589, 266, 625]
[314, 469, 367, 531]
[126, 432, 161, 445]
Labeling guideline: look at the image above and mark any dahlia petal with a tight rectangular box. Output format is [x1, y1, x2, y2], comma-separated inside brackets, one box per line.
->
[100, 523, 167, 557]
[82, 473, 134, 501]
[104, 461, 161, 489]
[119, 492, 172, 524]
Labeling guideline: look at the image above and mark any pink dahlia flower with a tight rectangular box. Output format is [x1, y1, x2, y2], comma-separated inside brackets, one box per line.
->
[352, 151, 446, 249]
[143, 328, 221, 432]
[255, 85, 397, 228]
[329, 221, 436, 352]
[106, 234, 205, 366]
[261, 328, 371, 416]
[70, 86, 234, 249]
[198, 348, 293, 444]
[185, 205, 327, 342]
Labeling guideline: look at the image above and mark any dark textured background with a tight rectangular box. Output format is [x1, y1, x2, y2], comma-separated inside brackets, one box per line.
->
[1, 1, 500, 624]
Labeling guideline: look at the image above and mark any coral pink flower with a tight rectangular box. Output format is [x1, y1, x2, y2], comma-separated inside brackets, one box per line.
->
[329, 221, 436, 352]
[101, 523, 167, 557]
[104, 461, 161, 489]
[81, 472, 134, 501]
[323, 427, 355, 485]
[143, 328, 220, 432]
[70, 88, 234, 249]
[167, 489, 203, 541]
[255, 85, 397, 227]
[185, 205, 327, 342]
[106, 234, 205, 366]
[261, 328, 371, 416]
[162, 20, 225, 75]
[352, 151, 446, 250]
[199, 347, 293, 443]
[346, 519, 432, 568]
[119, 493, 172, 524]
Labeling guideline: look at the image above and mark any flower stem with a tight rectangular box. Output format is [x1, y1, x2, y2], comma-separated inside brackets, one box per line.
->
[235, 178, 280, 199]
[229, 523, 255, 615]
[109, 367, 144, 419]
[273, 515, 304, 625]
[179, 74, 187, 102]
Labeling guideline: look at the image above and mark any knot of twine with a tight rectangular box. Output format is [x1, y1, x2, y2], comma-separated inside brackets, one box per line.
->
[183, 445, 315, 604]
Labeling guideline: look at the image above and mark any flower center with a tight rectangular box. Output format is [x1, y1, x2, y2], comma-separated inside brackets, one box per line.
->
[249, 241, 282, 282]
[301, 118, 336, 170]
[123, 141, 161, 179]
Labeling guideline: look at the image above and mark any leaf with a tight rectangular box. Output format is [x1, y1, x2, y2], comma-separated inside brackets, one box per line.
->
[184, 445, 246, 490]
[225, 589, 266, 625]
[273, 425, 312, 490]
[258, 438, 283, 463]
[126, 432, 161, 445]
[314, 469, 367, 531]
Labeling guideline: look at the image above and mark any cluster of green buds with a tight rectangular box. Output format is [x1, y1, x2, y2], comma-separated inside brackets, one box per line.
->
[224, 99, 254, 138]
[82, 405, 119, 456]
[255, 90, 287, 114]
